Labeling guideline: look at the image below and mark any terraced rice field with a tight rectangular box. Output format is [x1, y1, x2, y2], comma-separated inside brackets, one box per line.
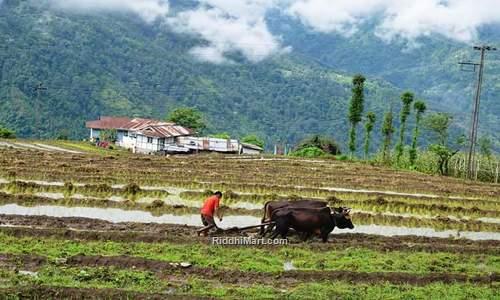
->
[0, 145, 498, 299]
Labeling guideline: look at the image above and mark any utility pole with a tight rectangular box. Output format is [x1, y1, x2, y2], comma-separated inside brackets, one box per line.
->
[459, 45, 496, 180]
[33, 82, 47, 139]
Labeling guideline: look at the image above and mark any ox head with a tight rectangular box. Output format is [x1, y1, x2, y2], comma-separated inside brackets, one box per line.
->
[332, 207, 354, 229]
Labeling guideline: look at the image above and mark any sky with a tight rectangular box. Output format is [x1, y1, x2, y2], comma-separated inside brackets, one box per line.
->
[24, 0, 500, 63]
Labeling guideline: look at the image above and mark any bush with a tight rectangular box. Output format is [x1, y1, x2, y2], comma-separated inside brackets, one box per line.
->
[0, 127, 16, 139]
[295, 135, 341, 155]
[210, 133, 231, 140]
[290, 146, 326, 157]
[241, 134, 265, 148]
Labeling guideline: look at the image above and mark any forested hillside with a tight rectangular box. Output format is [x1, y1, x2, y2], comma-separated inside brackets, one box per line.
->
[269, 14, 500, 148]
[0, 0, 498, 152]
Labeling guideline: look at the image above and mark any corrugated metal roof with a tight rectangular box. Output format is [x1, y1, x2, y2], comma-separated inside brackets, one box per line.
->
[137, 124, 192, 138]
[86, 117, 132, 130]
[86, 117, 193, 138]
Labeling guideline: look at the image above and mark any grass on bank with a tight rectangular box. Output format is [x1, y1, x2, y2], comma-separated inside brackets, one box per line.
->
[0, 266, 498, 300]
[0, 233, 497, 276]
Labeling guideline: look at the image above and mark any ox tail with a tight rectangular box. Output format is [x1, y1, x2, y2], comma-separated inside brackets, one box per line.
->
[260, 201, 272, 235]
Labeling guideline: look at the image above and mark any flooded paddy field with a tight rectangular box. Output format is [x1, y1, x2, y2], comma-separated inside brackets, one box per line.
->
[0, 147, 498, 298]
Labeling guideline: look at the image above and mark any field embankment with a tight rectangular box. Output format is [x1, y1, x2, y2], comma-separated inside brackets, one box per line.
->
[0, 146, 498, 299]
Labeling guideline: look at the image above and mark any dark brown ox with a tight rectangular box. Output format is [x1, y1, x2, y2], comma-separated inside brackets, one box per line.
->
[269, 207, 354, 242]
[259, 199, 328, 236]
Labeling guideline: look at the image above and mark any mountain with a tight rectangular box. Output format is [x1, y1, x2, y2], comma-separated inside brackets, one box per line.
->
[0, 0, 498, 152]
[268, 13, 500, 148]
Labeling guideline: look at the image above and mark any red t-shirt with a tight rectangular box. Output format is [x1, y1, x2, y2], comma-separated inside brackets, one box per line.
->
[201, 195, 220, 216]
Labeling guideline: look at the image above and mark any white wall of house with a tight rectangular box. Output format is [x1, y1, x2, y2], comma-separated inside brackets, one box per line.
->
[177, 137, 239, 152]
[135, 135, 159, 154]
[89, 128, 100, 140]
[134, 135, 175, 154]
[116, 130, 136, 149]
[242, 147, 262, 155]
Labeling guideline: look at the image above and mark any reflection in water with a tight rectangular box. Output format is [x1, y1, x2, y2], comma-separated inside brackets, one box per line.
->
[0, 204, 498, 241]
[332, 224, 499, 241]
[0, 204, 259, 228]
[283, 261, 296, 271]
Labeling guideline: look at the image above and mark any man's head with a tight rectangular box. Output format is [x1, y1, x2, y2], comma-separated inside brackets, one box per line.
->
[214, 191, 223, 199]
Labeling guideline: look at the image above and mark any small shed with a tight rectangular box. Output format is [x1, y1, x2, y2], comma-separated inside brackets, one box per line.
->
[241, 143, 264, 155]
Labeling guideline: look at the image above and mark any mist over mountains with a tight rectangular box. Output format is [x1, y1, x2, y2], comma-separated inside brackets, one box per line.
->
[0, 0, 499, 150]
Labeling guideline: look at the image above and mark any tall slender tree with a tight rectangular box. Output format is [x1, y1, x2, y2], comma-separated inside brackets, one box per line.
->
[409, 100, 427, 166]
[395, 92, 414, 163]
[381, 110, 394, 163]
[348, 74, 366, 156]
[363, 112, 376, 159]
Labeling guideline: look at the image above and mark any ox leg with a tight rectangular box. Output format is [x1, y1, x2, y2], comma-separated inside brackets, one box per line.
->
[320, 228, 332, 243]
[259, 217, 267, 236]
[270, 219, 288, 240]
[263, 223, 276, 237]
[301, 232, 312, 242]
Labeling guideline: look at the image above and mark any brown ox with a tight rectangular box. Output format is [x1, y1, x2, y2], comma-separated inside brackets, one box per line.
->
[269, 206, 353, 242]
[259, 199, 327, 236]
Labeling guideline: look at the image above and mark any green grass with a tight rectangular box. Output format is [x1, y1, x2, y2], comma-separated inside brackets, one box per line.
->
[283, 281, 500, 300]
[0, 267, 498, 299]
[0, 233, 497, 275]
[0, 266, 164, 293]
[45, 140, 130, 156]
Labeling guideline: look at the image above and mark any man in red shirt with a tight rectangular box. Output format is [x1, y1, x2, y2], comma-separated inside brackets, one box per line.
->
[197, 191, 223, 236]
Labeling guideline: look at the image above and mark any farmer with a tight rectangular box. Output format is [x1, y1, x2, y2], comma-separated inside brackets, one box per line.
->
[197, 191, 223, 236]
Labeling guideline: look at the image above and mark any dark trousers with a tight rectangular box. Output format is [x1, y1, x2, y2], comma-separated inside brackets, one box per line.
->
[198, 214, 217, 235]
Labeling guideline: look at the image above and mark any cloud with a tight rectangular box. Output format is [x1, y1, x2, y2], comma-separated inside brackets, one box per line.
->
[287, 0, 500, 43]
[169, 0, 288, 63]
[37, 0, 500, 63]
[376, 0, 500, 43]
[47, 0, 169, 23]
[288, 0, 387, 35]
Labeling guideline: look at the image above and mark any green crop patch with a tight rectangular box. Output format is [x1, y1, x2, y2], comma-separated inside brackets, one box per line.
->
[0, 233, 497, 276]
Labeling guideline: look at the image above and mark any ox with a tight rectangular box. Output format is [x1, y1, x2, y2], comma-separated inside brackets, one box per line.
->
[259, 199, 328, 236]
[269, 207, 353, 242]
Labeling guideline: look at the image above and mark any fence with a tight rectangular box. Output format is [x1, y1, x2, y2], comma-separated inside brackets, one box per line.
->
[450, 154, 500, 183]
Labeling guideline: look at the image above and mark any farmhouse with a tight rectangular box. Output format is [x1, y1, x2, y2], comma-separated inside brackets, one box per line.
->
[86, 117, 192, 154]
[86, 116, 263, 155]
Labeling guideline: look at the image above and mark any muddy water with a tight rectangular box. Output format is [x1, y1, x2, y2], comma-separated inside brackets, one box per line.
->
[0, 204, 259, 228]
[0, 204, 499, 240]
[332, 224, 500, 241]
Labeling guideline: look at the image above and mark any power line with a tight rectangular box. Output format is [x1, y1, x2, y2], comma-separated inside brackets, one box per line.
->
[459, 45, 497, 180]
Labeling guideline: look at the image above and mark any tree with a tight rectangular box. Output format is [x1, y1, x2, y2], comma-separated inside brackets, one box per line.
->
[424, 113, 453, 146]
[363, 112, 376, 159]
[0, 126, 16, 139]
[395, 92, 414, 163]
[424, 113, 457, 175]
[296, 135, 341, 155]
[381, 110, 394, 162]
[348, 74, 366, 156]
[479, 136, 493, 160]
[290, 146, 326, 157]
[409, 100, 427, 166]
[210, 133, 231, 140]
[100, 129, 117, 142]
[241, 134, 264, 149]
[167, 107, 206, 134]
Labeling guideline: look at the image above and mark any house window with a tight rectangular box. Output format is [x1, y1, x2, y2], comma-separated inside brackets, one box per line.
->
[147, 137, 153, 143]
[124, 131, 128, 137]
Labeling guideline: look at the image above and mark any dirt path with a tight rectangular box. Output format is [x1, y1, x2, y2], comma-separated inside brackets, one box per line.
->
[34, 143, 83, 154]
[1, 215, 498, 254]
